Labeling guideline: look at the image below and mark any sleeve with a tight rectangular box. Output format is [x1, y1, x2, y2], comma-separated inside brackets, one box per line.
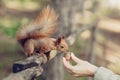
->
[94, 67, 120, 80]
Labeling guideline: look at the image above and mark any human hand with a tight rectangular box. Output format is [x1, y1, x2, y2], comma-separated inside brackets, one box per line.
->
[63, 53, 98, 77]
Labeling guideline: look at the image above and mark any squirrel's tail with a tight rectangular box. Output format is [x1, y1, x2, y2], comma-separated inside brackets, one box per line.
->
[16, 6, 58, 46]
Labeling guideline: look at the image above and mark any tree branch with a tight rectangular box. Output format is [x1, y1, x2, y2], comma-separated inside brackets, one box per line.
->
[3, 50, 58, 80]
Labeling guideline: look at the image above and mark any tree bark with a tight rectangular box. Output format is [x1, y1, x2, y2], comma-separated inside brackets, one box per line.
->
[40, 54, 64, 80]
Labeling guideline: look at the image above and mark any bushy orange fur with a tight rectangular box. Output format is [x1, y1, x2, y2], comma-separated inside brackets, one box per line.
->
[16, 6, 68, 57]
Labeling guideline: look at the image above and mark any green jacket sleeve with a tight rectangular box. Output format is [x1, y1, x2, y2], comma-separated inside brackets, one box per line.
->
[94, 67, 120, 80]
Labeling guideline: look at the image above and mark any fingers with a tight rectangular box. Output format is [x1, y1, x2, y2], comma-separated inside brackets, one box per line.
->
[63, 57, 73, 71]
[63, 57, 71, 68]
[63, 57, 81, 77]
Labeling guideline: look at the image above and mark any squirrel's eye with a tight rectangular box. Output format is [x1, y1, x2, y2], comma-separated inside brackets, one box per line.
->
[61, 46, 64, 48]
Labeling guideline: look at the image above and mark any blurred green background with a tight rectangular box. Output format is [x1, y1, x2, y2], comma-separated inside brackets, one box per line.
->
[0, 0, 120, 80]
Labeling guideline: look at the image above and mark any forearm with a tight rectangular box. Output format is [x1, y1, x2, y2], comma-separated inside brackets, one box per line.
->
[94, 67, 120, 80]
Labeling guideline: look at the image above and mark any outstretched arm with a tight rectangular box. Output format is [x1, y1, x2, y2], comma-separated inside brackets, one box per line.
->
[63, 53, 98, 77]
[63, 53, 120, 80]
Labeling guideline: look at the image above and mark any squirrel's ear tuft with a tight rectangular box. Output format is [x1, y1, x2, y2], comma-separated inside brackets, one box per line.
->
[56, 35, 66, 45]
[56, 37, 62, 45]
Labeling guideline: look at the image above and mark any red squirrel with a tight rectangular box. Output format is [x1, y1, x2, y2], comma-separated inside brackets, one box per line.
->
[16, 6, 69, 58]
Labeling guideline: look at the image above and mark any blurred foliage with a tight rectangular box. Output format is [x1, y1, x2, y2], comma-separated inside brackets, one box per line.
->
[0, 18, 29, 37]
[98, 7, 120, 18]
[70, 37, 85, 54]
[2, 0, 46, 11]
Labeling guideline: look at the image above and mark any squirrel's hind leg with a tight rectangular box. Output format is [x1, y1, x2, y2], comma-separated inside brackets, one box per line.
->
[24, 40, 35, 57]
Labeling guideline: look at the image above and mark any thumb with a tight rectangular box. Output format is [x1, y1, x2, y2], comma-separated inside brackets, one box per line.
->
[63, 57, 73, 70]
